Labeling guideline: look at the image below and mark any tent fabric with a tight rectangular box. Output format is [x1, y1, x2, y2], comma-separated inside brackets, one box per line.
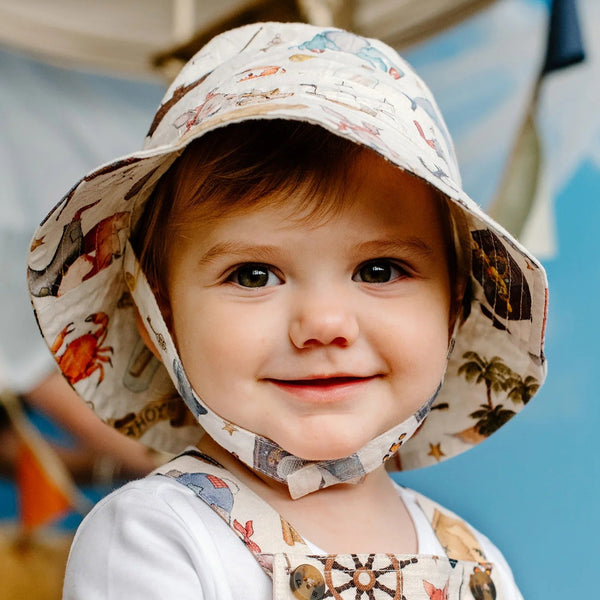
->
[0, 0, 497, 78]
[0, 46, 164, 391]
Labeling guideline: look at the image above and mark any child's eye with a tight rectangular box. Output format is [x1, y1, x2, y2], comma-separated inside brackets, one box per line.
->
[227, 263, 282, 288]
[352, 260, 407, 283]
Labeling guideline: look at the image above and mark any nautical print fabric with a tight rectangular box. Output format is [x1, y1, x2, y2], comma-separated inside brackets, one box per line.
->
[155, 451, 506, 599]
[27, 22, 548, 480]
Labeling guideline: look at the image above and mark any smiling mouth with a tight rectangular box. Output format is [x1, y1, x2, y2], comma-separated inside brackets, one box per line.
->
[273, 376, 370, 387]
[265, 375, 378, 402]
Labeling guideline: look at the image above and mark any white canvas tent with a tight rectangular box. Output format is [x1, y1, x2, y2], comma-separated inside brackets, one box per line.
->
[0, 0, 496, 79]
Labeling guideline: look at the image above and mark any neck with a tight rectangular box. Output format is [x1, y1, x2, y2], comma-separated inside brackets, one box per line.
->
[197, 434, 395, 498]
[197, 434, 401, 511]
[195, 435, 417, 553]
[196, 434, 293, 499]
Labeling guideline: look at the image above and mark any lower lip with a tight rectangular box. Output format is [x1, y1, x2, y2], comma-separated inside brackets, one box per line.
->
[266, 377, 377, 404]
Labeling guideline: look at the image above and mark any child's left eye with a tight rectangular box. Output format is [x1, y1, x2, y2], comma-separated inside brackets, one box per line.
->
[352, 260, 407, 283]
[227, 263, 282, 288]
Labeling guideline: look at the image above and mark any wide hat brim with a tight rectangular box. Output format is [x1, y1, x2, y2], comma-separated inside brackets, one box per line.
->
[27, 22, 547, 469]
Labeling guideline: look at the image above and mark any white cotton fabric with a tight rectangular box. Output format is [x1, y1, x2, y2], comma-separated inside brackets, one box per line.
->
[63, 476, 523, 600]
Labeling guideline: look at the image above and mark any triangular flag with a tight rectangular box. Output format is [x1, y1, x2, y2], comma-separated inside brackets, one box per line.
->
[542, 0, 586, 74]
[1, 390, 90, 532]
[16, 440, 73, 530]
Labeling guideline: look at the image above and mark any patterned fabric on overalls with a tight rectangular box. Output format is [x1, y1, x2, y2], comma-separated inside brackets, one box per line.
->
[153, 451, 503, 600]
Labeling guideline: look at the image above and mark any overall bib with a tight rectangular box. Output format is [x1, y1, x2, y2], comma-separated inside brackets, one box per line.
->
[154, 450, 503, 600]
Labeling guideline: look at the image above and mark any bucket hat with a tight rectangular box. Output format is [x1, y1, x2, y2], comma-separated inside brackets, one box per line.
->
[27, 22, 547, 496]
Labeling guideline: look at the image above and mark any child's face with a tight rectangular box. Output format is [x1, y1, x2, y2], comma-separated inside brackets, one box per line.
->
[166, 152, 452, 461]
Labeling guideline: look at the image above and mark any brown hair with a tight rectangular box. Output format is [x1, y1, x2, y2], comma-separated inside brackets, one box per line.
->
[132, 120, 361, 305]
[132, 119, 469, 322]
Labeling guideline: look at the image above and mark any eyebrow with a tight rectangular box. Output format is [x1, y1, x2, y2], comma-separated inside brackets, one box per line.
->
[354, 238, 433, 258]
[199, 241, 280, 264]
[199, 237, 433, 265]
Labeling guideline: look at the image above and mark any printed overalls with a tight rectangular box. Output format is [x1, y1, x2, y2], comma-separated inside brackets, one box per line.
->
[154, 451, 503, 600]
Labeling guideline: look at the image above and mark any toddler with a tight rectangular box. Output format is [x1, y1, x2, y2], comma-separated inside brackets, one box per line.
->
[27, 22, 547, 600]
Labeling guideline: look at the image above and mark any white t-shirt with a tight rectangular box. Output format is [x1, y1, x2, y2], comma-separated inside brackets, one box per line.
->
[63, 476, 523, 599]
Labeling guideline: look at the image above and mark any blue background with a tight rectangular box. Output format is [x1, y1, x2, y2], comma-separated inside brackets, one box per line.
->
[397, 161, 600, 598]
[396, 2, 598, 597]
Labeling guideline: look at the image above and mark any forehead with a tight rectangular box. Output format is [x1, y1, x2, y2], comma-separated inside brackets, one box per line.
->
[177, 149, 442, 233]
[175, 151, 447, 248]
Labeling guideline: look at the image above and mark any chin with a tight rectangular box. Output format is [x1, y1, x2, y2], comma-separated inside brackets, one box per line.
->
[279, 435, 368, 462]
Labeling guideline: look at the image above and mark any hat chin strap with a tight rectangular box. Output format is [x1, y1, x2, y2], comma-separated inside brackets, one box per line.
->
[242, 392, 439, 499]
[124, 243, 443, 499]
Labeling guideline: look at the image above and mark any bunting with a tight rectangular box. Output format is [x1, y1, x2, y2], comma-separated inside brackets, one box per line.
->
[1, 390, 90, 531]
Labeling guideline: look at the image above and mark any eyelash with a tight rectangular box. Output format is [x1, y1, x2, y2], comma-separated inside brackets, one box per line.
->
[352, 259, 410, 284]
[226, 263, 282, 288]
[226, 259, 411, 289]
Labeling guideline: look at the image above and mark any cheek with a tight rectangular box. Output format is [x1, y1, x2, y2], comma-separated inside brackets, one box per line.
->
[171, 297, 274, 386]
[379, 298, 450, 373]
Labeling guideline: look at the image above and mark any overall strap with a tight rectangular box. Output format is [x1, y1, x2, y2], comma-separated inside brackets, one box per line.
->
[152, 450, 313, 558]
[411, 491, 489, 564]
[153, 451, 504, 600]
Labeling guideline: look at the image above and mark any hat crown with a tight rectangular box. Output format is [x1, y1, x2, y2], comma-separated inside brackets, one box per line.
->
[144, 22, 461, 187]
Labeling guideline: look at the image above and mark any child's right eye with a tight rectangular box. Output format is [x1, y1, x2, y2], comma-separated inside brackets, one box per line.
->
[227, 263, 282, 288]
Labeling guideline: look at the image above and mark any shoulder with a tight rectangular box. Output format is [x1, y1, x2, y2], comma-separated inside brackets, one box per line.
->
[397, 485, 524, 600]
[69, 476, 223, 555]
[63, 476, 269, 600]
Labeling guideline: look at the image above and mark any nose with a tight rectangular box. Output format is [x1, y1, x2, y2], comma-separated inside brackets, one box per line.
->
[289, 295, 359, 349]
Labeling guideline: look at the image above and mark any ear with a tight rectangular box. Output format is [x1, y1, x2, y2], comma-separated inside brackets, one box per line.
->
[135, 309, 162, 361]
